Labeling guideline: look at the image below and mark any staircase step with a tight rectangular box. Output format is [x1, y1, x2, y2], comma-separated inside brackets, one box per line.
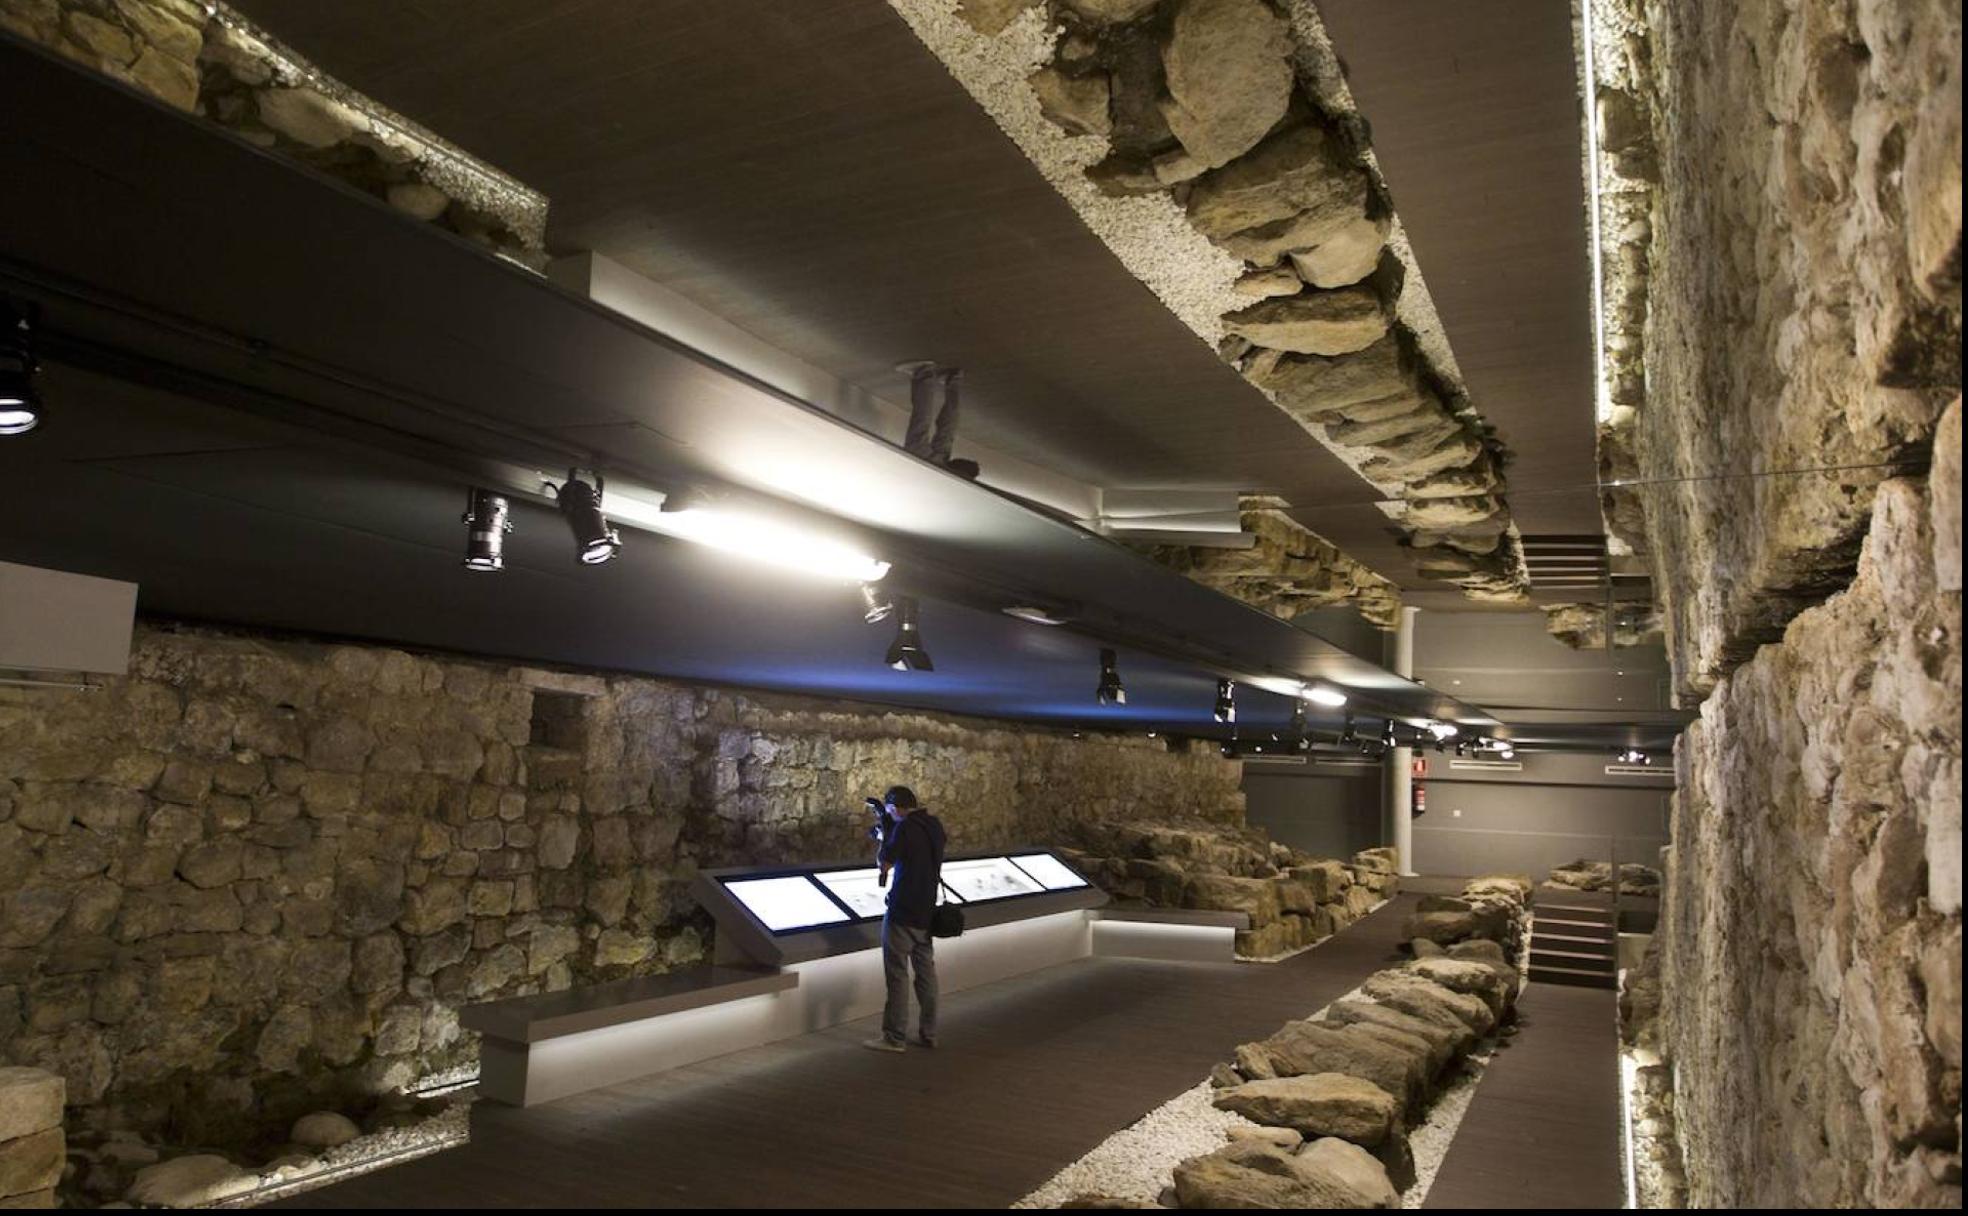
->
[1528, 963, 1619, 989]
[1529, 946, 1617, 967]
[1537, 916, 1618, 934]
[1538, 904, 1617, 919]
[1532, 932, 1617, 954]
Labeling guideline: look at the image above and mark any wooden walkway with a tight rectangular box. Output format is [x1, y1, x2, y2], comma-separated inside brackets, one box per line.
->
[279, 896, 1420, 1208]
[1422, 980, 1624, 1209]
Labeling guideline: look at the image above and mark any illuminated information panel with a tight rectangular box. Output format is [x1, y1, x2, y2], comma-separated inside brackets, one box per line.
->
[1007, 852, 1090, 891]
[712, 851, 1094, 937]
[722, 875, 854, 933]
[939, 856, 1045, 902]
[814, 867, 890, 919]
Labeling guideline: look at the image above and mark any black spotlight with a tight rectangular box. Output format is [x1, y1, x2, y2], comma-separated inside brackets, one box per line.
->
[1096, 648, 1126, 706]
[1213, 678, 1236, 724]
[0, 306, 40, 437]
[1338, 714, 1358, 746]
[860, 583, 895, 624]
[1380, 718, 1398, 749]
[461, 488, 512, 572]
[554, 471, 620, 565]
[1455, 739, 1467, 757]
[1289, 698, 1308, 744]
[886, 596, 933, 671]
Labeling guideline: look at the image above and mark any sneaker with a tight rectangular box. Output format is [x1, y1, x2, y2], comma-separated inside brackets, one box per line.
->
[861, 1037, 906, 1053]
[913, 1035, 937, 1050]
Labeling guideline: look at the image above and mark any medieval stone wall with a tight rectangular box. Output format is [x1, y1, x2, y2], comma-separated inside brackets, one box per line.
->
[1656, 406, 1961, 1207]
[0, 622, 1243, 1146]
[1634, 0, 1960, 698]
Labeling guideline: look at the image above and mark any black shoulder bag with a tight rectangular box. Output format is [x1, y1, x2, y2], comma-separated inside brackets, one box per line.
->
[923, 818, 964, 938]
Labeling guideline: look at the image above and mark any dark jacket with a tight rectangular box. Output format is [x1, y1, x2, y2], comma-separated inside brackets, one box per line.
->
[878, 811, 946, 929]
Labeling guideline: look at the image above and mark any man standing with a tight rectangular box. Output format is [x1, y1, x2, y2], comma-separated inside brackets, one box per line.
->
[864, 785, 946, 1053]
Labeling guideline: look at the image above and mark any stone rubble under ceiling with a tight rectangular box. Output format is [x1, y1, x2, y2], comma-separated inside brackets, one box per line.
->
[1138, 496, 1403, 629]
[891, 0, 1536, 614]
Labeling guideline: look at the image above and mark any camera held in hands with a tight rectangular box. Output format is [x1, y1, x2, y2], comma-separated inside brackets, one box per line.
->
[863, 795, 896, 842]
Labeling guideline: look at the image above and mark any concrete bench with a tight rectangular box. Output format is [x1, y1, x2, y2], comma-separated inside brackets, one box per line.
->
[1090, 907, 1250, 961]
[463, 964, 797, 1106]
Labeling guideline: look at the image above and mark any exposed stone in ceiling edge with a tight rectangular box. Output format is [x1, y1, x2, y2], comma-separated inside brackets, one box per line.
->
[888, 0, 1533, 608]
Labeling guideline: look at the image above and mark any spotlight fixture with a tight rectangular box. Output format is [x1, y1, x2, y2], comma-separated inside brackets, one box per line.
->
[1617, 748, 1651, 765]
[1380, 719, 1398, 749]
[1304, 683, 1349, 708]
[1338, 714, 1358, 746]
[1096, 648, 1126, 706]
[1498, 745, 1516, 760]
[885, 596, 933, 672]
[1213, 679, 1236, 725]
[0, 306, 40, 436]
[461, 488, 512, 572]
[552, 471, 620, 565]
[1426, 721, 1459, 740]
[1289, 698, 1308, 743]
[1455, 739, 1467, 758]
[860, 583, 895, 624]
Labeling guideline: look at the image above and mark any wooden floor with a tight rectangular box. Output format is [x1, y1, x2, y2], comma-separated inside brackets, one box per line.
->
[279, 896, 1421, 1209]
[1423, 981, 1624, 1209]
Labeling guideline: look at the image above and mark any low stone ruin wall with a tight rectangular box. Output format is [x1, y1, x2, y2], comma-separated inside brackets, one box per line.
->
[1546, 858, 1663, 898]
[1068, 877, 1532, 1207]
[1060, 826, 1400, 957]
[1400, 875, 1535, 966]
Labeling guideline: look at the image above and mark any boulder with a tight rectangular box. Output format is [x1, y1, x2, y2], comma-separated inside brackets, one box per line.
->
[1158, 0, 1292, 170]
[1322, 997, 1471, 1071]
[1186, 125, 1369, 242]
[126, 1155, 256, 1207]
[956, 0, 1039, 35]
[1227, 1124, 1304, 1150]
[289, 1111, 360, 1150]
[1361, 970, 1497, 1035]
[1222, 288, 1388, 357]
[1290, 214, 1390, 287]
[1292, 860, 1351, 902]
[1242, 1020, 1427, 1112]
[1405, 957, 1515, 1019]
[1299, 1137, 1403, 1207]
[1188, 874, 1281, 926]
[1249, 334, 1413, 415]
[1417, 894, 1472, 914]
[1352, 847, 1398, 874]
[1028, 65, 1112, 138]
[1374, 1128, 1418, 1193]
[1213, 1073, 1399, 1145]
[0, 1068, 64, 1141]
[1172, 1137, 1397, 1209]
[1410, 937, 1446, 958]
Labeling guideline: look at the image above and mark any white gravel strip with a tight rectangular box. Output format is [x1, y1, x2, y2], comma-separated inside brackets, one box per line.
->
[1014, 1080, 1246, 1208]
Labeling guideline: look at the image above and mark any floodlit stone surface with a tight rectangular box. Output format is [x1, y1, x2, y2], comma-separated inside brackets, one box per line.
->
[1631, 0, 1961, 695]
[1659, 466, 1962, 1208]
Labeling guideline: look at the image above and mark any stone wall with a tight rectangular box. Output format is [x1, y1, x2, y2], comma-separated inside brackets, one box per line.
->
[0, 622, 1243, 1148]
[1656, 410, 1961, 1207]
[0, 0, 547, 264]
[1137, 497, 1402, 628]
[1630, 0, 1960, 696]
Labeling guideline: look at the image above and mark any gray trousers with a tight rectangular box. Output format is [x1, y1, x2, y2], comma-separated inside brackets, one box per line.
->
[880, 917, 937, 1043]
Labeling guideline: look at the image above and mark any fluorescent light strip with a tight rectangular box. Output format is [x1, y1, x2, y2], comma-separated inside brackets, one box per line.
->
[1581, 0, 1614, 424]
[603, 491, 891, 584]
